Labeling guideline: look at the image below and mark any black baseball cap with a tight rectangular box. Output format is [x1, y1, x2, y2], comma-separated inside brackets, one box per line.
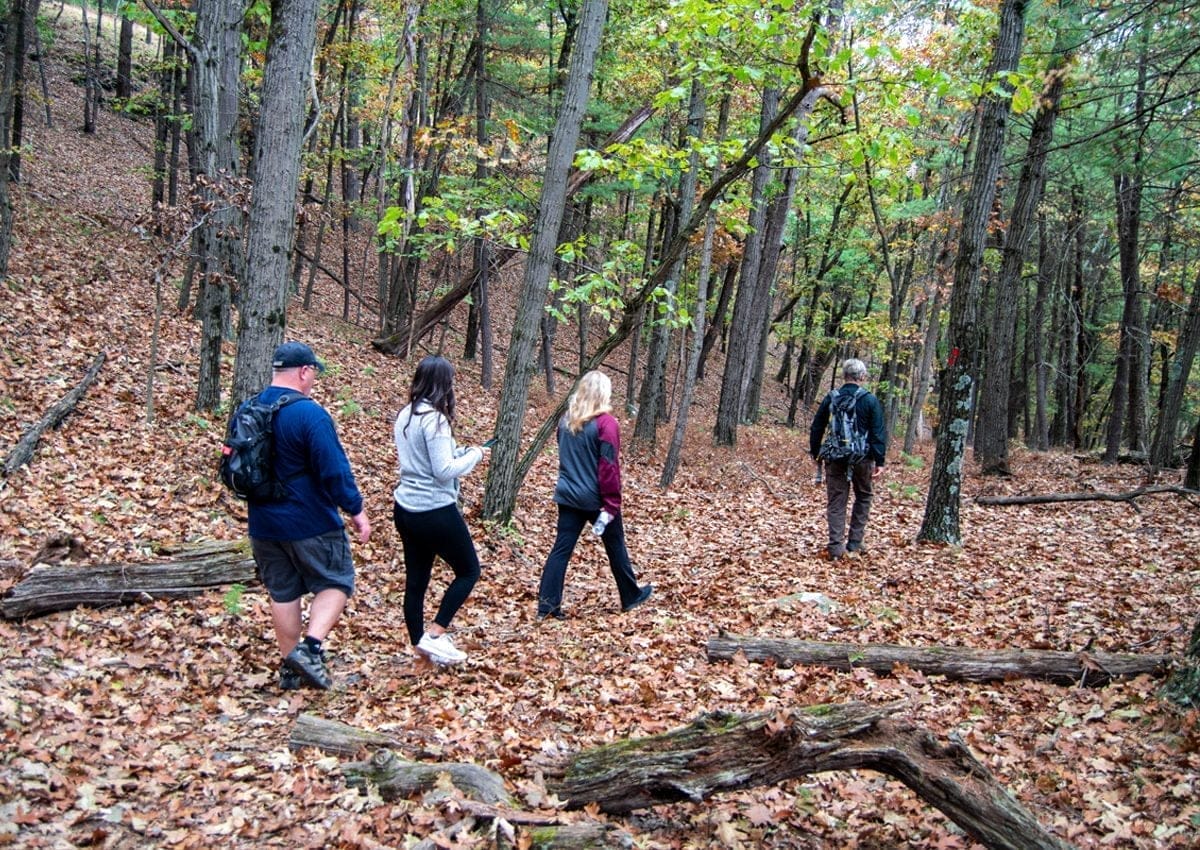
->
[272, 341, 326, 372]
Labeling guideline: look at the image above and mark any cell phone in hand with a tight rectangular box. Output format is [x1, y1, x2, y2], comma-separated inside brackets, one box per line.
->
[482, 437, 497, 448]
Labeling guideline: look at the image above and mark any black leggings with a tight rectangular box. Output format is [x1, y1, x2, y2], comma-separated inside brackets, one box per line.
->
[393, 501, 481, 645]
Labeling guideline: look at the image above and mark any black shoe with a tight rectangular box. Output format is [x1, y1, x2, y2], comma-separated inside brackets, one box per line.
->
[279, 664, 303, 691]
[284, 643, 331, 690]
[621, 584, 653, 613]
[536, 609, 566, 622]
[846, 542, 869, 554]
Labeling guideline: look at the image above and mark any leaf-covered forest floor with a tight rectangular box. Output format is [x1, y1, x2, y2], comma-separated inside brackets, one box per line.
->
[1, 14, 1198, 850]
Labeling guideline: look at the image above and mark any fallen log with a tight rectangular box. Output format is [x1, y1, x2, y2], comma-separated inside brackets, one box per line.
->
[706, 634, 1171, 686]
[541, 701, 1073, 850]
[344, 748, 513, 806]
[0, 539, 256, 619]
[975, 484, 1198, 505]
[289, 714, 409, 758]
[3, 352, 106, 476]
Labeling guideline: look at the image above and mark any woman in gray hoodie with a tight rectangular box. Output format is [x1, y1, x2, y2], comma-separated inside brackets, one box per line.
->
[393, 356, 489, 665]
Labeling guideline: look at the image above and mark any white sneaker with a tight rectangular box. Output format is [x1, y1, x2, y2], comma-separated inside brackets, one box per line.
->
[416, 632, 467, 665]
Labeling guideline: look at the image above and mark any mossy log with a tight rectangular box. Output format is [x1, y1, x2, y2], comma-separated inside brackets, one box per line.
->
[541, 701, 1073, 850]
[0, 539, 256, 619]
[707, 633, 1170, 686]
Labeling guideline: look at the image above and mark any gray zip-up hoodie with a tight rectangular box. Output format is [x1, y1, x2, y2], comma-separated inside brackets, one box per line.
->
[392, 401, 483, 512]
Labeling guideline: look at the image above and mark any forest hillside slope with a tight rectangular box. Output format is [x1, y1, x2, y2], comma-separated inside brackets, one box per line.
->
[0, 13, 1198, 850]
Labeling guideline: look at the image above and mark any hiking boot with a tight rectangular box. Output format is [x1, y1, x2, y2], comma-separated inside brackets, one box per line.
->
[828, 544, 846, 561]
[416, 632, 467, 666]
[279, 664, 303, 691]
[846, 542, 869, 554]
[536, 608, 567, 622]
[621, 584, 653, 613]
[284, 642, 332, 690]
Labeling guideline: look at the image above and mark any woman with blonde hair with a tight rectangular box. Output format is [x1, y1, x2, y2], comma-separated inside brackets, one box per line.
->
[536, 370, 652, 620]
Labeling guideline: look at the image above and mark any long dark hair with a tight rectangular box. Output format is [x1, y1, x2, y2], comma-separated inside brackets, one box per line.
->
[404, 355, 456, 436]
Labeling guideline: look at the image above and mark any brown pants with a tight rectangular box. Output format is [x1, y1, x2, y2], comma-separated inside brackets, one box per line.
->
[825, 459, 875, 555]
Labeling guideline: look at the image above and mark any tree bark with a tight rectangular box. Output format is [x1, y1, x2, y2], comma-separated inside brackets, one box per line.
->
[706, 634, 1171, 686]
[917, 0, 1028, 544]
[232, 0, 321, 406]
[540, 701, 1073, 850]
[2, 352, 105, 476]
[1, 539, 256, 619]
[975, 51, 1068, 474]
[481, 0, 608, 520]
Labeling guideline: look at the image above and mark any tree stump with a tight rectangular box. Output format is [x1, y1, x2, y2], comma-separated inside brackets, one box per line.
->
[706, 633, 1171, 686]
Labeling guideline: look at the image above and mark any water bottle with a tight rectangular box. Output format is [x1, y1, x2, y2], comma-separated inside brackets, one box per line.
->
[592, 510, 612, 537]
[814, 458, 824, 484]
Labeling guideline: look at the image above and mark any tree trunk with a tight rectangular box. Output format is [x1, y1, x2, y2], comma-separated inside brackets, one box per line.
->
[1, 540, 256, 619]
[232, 0, 321, 406]
[481, 0, 608, 521]
[706, 633, 1171, 686]
[918, 0, 1028, 545]
[714, 86, 777, 446]
[662, 84, 722, 488]
[635, 82, 705, 449]
[540, 702, 1073, 850]
[976, 51, 1067, 474]
[1149, 264, 1200, 469]
[0, 0, 22, 277]
[507, 75, 833, 510]
[116, 16, 133, 101]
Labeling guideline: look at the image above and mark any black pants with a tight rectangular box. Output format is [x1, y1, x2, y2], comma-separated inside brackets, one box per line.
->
[393, 501, 480, 645]
[537, 504, 640, 615]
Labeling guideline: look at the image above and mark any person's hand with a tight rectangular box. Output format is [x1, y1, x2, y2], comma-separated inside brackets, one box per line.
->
[350, 511, 371, 543]
[872, 465, 884, 479]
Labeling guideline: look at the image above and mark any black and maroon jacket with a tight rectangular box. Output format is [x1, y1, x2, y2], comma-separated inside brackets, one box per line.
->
[552, 412, 622, 516]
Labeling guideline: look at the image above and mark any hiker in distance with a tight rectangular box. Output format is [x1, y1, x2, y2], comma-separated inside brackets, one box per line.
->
[809, 358, 888, 560]
[241, 342, 372, 691]
[393, 355, 489, 666]
[536, 370, 652, 621]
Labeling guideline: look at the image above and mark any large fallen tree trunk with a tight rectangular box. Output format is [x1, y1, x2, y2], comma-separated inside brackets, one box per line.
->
[541, 701, 1073, 850]
[302, 703, 1072, 850]
[706, 634, 1171, 686]
[0, 539, 256, 619]
[975, 484, 1197, 505]
[2, 352, 106, 476]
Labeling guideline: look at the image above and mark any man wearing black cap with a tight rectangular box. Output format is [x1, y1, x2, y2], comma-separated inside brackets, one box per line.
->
[248, 341, 371, 690]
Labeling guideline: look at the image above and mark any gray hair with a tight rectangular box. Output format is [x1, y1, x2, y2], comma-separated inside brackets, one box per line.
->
[842, 358, 868, 381]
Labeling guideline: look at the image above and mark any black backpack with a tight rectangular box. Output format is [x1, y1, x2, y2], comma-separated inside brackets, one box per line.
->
[818, 387, 869, 465]
[219, 392, 306, 501]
